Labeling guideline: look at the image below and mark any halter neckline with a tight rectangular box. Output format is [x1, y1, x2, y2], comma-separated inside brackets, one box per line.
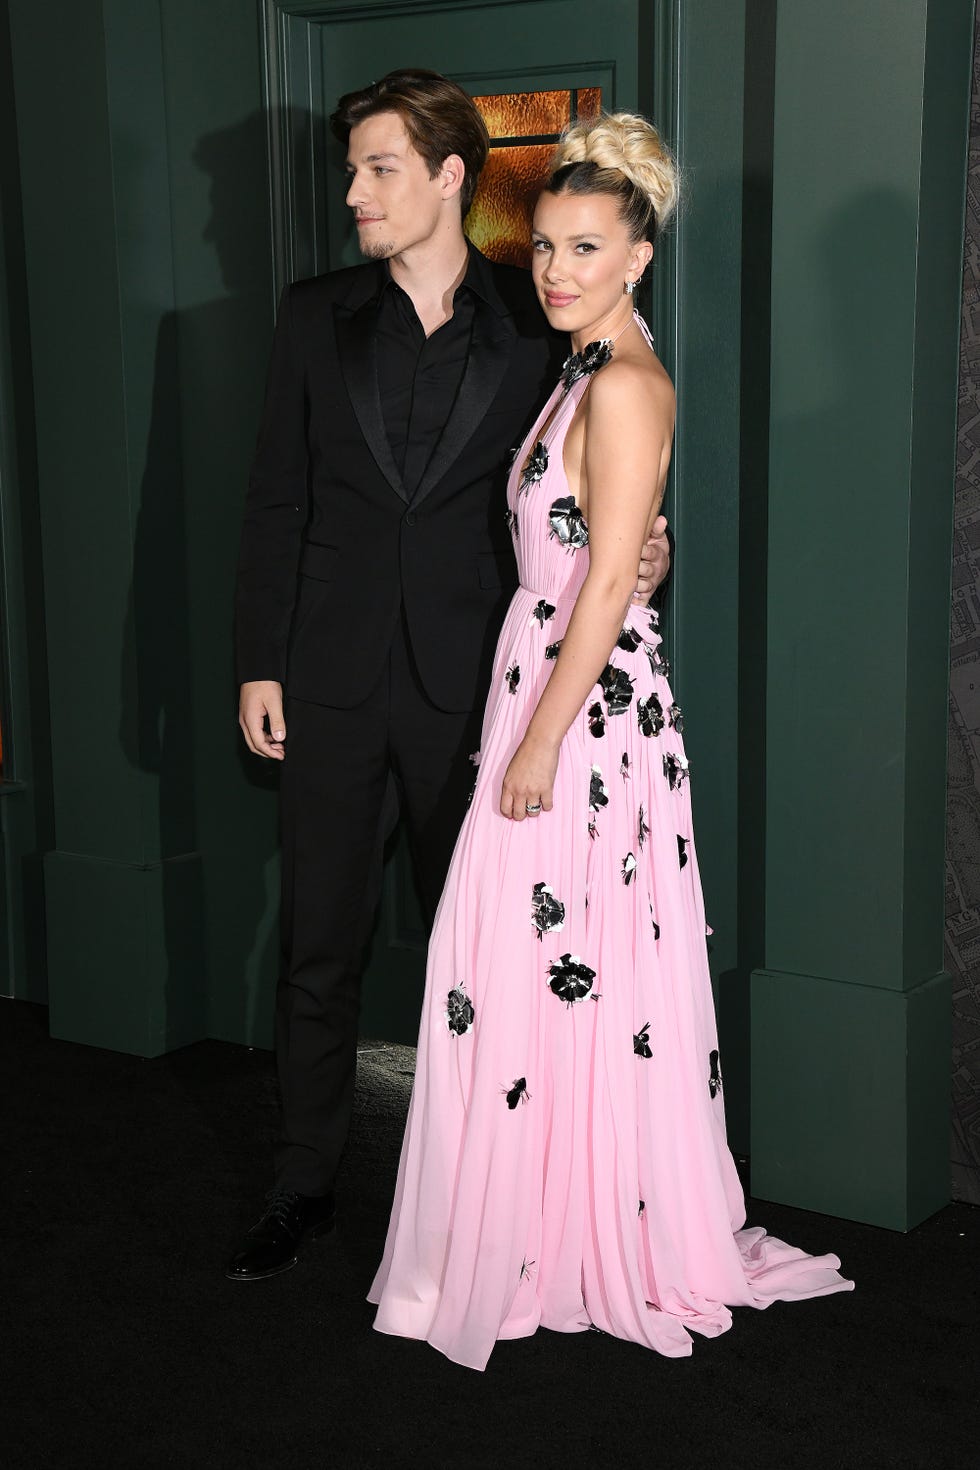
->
[559, 310, 655, 390]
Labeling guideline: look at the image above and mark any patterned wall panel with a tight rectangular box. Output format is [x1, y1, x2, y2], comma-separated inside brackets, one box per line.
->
[950, 12, 980, 1206]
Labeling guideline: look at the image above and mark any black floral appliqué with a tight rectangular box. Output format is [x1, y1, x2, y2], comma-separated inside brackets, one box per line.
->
[667, 703, 684, 733]
[587, 702, 606, 739]
[445, 986, 475, 1036]
[663, 752, 690, 791]
[598, 664, 635, 716]
[503, 1076, 530, 1108]
[560, 337, 613, 390]
[506, 663, 520, 694]
[677, 834, 689, 870]
[531, 881, 566, 941]
[638, 804, 650, 850]
[547, 953, 596, 1007]
[519, 440, 548, 495]
[709, 1050, 723, 1098]
[637, 693, 665, 737]
[621, 851, 637, 886]
[589, 765, 609, 813]
[532, 599, 556, 627]
[648, 607, 660, 633]
[545, 639, 563, 661]
[505, 507, 519, 538]
[616, 625, 643, 653]
[634, 1021, 653, 1058]
[620, 752, 630, 781]
[649, 903, 661, 941]
[466, 749, 481, 808]
[548, 496, 589, 549]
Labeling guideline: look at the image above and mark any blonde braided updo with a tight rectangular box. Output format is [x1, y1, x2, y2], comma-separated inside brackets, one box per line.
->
[546, 112, 678, 244]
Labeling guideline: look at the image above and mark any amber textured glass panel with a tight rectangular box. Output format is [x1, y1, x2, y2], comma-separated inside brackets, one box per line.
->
[467, 144, 554, 267]
[473, 90, 570, 140]
[576, 87, 602, 120]
[467, 88, 604, 267]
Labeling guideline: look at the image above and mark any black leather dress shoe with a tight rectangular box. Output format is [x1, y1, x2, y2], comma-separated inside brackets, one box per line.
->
[225, 1189, 336, 1281]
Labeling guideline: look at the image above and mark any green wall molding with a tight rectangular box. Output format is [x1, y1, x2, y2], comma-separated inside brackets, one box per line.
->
[751, 966, 951, 1231]
[45, 850, 205, 1057]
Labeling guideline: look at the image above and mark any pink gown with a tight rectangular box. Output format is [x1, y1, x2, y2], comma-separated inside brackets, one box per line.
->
[368, 321, 853, 1370]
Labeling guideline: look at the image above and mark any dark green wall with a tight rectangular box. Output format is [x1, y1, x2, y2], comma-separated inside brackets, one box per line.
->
[157, 0, 281, 1047]
[6, 0, 278, 1050]
[2, 0, 967, 1227]
[0, 0, 52, 1004]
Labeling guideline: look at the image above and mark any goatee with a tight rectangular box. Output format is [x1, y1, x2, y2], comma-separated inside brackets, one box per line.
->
[361, 238, 396, 260]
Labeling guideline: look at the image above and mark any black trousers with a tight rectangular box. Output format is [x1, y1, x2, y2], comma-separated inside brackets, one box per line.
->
[275, 617, 483, 1194]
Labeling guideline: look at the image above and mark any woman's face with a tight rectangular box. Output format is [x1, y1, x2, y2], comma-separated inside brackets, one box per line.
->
[530, 189, 651, 340]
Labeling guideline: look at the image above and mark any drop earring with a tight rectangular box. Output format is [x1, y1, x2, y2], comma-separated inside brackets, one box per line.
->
[625, 280, 637, 295]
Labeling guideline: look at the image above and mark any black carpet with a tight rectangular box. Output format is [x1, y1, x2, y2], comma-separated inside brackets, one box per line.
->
[3, 998, 977, 1470]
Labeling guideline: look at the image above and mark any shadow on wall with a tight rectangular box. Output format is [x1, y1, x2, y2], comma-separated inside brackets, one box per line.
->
[120, 110, 317, 1053]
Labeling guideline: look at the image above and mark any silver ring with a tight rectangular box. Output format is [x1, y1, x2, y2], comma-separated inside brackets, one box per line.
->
[525, 801, 542, 814]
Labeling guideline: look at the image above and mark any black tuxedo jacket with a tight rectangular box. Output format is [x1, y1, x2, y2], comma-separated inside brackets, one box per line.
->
[235, 247, 564, 713]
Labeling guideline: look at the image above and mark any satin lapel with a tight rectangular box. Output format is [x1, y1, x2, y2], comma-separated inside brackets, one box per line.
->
[335, 299, 408, 504]
[411, 308, 517, 508]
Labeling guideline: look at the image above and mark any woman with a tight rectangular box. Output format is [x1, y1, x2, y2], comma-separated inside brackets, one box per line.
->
[369, 113, 852, 1371]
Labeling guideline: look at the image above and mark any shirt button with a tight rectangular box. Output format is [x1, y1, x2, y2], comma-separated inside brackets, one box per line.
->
[404, 509, 417, 526]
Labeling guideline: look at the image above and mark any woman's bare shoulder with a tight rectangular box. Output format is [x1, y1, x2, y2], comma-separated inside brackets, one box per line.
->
[586, 348, 675, 436]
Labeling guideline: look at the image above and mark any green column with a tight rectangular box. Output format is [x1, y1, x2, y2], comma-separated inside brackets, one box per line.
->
[751, 0, 971, 1228]
[9, 0, 204, 1055]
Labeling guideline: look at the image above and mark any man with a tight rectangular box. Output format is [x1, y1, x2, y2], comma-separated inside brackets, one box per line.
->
[229, 69, 670, 1280]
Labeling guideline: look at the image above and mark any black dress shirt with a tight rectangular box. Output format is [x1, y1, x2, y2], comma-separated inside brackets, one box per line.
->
[375, 255, 483, 497]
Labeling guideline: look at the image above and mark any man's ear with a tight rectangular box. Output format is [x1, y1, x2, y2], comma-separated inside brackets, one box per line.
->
[439, 153, 466, 203]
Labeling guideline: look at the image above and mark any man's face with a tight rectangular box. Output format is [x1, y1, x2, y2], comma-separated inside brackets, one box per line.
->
[345, 111, 446, 259]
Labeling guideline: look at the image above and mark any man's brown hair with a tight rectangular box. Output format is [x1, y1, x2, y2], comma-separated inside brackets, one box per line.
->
[330, 68, 490, 218]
